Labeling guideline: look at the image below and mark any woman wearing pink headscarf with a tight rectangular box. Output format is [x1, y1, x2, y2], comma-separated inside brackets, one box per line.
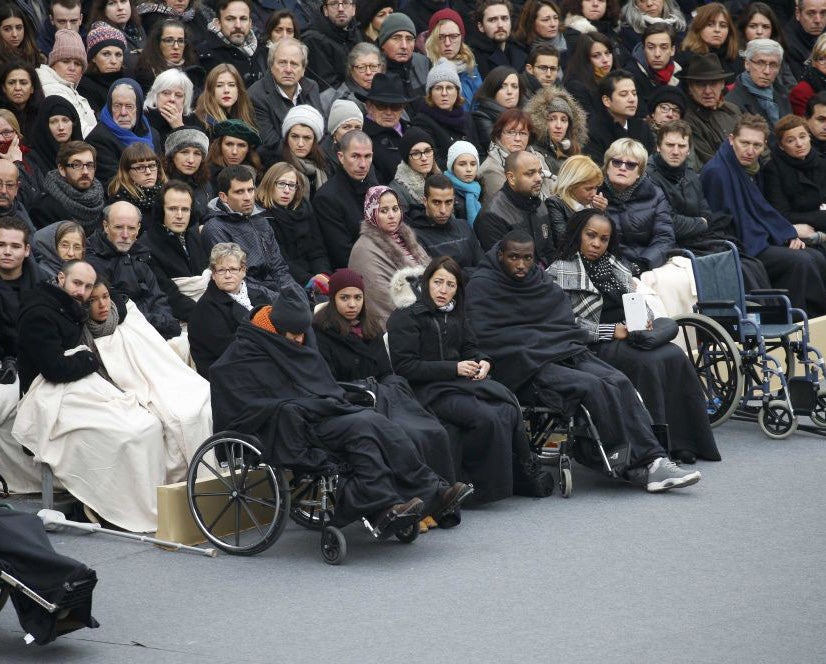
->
[348, 185, 430, 329]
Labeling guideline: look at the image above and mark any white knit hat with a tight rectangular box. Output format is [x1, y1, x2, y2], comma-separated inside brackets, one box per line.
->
[447, 140, 479, 172]
[327, 99, 363, 135]
[426, 58, 461, 94]
[282, 105, 325, 142]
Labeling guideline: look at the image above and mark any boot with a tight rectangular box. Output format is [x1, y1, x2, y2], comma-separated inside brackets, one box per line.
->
[513, 454, 554, 497]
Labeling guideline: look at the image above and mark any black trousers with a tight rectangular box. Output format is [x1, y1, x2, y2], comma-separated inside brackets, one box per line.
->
[757, 245, 826, 317]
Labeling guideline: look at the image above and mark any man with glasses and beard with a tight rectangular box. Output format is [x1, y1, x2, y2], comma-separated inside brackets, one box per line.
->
[302, 0, 362, 91]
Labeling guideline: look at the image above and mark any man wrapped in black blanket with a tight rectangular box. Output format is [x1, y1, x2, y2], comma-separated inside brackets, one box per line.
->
[209, 283, 472, 531]
[465, 232, 702, 493]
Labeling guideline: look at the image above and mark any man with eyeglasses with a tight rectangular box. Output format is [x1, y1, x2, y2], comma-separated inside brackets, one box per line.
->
[302, 0, 362, 92]
[784, 0, 826, 80]
[465, 0, 526, 78]
[197, 0, 268, 89]
[628, 23, 681, 114]
[524, 44, 561, 90]
[247, 37, 322, 163]
[0, 161, 34, 236]
[29, 141, 105, 233]
[202, 164, 296, 296]
[474, 150, 555, 266]
[585, 69, 654, 164]
[86, 201, 181, 339]
[376, 12, 430, 101]
[36, 0, 85, 59]
[726, 39, 791, 135]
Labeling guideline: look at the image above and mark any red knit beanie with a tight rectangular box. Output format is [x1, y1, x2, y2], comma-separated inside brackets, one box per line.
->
[428, 9, 465, 37]
[328, 269, 365, 298]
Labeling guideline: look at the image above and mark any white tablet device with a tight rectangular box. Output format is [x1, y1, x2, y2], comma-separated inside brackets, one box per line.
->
[622, 293, 649, 332]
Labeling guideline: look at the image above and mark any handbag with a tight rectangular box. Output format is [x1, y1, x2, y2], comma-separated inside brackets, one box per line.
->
[627, 317, 678, 350]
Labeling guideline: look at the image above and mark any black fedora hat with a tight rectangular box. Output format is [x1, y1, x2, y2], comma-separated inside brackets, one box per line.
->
[681, 53, 735, 81]
[365, 73, 413, 105]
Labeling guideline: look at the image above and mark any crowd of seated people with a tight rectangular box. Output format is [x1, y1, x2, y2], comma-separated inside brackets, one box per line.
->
[5, 0, 826, 539]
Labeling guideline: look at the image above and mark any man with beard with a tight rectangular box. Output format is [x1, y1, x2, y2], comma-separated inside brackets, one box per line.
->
[302, 0, 362, 91]
[465, 231, 702, 493]
[465, 0, 526, 78]
[197, 0, 268, 88]
[28, 141, 105, 235]
[0, 161, 34, 235]
[474, 151, 554, 266]
[805, 91, 826, 157]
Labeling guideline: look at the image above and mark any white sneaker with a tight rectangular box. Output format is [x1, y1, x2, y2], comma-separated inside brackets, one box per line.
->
[646, 457, 701, 493]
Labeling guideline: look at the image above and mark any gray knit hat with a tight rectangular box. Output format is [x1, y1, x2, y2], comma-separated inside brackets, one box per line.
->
[426, 58, 461, 94]
[282, 104, 325, 142]
[327, 99, 363, 135]
[446, 140, 479, 172]
[378, 12, 416, 47]
[165, 127, 209, 157]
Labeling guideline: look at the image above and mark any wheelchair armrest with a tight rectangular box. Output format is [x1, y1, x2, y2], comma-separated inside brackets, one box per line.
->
[696, 300, 737, 309]
[747, 289, 790, 296]
[338, 381, 377, 408]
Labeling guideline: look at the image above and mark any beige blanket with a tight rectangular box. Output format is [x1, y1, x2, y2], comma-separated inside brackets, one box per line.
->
[0, 378, 43, 493]
[640, 256, 697, 317]
[171, 274, 209, 301]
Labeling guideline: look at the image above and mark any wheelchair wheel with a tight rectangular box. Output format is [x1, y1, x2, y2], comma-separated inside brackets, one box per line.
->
[560, 468, 572, 499]
[289, 476, 335, 531]
[320, 526, 347, 565]
[758, 400, 798, 439]
[810, 389, 826, 428]
[187, 433, 289, 556]
[395, 521, 420, 544]
[674, 313, 744, 427]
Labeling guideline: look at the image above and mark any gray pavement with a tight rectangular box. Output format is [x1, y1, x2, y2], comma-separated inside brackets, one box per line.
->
[2, 418, 826, 664]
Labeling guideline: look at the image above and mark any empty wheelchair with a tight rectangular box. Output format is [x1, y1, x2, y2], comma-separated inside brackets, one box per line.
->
[674, 242, 826, 438]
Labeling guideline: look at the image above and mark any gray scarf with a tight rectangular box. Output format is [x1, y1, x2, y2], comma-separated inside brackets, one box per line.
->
[43, 170, 105, 234]
[208, 18, 258, 57]
[80, 302, 120, 384]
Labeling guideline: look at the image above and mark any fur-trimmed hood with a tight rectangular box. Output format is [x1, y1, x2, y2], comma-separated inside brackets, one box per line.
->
[389, 265, 426, 309]
[524, 85, 589, 148]
[563, 14, 598, 34]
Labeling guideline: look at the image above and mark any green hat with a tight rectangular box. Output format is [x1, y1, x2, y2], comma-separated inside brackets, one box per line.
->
[212, 119, 261, 148]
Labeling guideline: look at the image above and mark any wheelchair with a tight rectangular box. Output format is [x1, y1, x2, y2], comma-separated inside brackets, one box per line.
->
[185, 384, 419, 564]
[673, 242, 826, 439]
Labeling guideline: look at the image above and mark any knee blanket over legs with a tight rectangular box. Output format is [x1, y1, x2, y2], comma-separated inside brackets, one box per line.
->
[639, 256, 697, 317]
[12, 352, 166, 532]
[0, 378, 44, 493]
[92, 302, 212, 483]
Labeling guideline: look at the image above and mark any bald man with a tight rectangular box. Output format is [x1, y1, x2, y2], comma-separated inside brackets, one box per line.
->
[474, 150, 555, 266]
[86, 201, 181, 339]
[0, 161, 34, 235]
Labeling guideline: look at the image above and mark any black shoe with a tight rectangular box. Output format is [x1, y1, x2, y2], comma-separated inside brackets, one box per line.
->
[670, 449, 697, 465]
[513, 456, 554, 497]
[374, 497, 424, 537]
[434, 482, 474, 529]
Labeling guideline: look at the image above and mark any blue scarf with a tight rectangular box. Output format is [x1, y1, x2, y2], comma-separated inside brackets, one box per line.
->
[100, 78, 155, 150]
[445, 170, 482, 227]
[737, 72, 779, 126]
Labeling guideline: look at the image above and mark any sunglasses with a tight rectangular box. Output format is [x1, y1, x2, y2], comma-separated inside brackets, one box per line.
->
[610, 158, 639, 170]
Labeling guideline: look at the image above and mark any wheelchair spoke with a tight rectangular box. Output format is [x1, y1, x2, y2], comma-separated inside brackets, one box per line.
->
[198, 459, 234, 492]
[243, 474, 272, 492]
[243, 494, 280, 511]
[239, 497, 266, 537]
[206, 496, 234, 532]
[191, 491, 233, 498]
[223, 441, 240, 491]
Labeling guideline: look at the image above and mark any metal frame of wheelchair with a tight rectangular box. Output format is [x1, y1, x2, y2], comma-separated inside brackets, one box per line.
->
[185, 384, 419, 563]
[673, 243, 826, 439]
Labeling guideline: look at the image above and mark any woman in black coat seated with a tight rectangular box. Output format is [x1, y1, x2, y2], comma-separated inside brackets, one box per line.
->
[471, 65, 522, 150]
[138, 180, 208, 323]
[107, 142, 166, 218]
[387, 256, 553, 503]
[77, 23, 128, 115]
[562, 31, 616, 115]
[763, 114, 826, 243]
[143, 68, 201, 149]
[256, 162, 331, 290]
[188, 241, 272, 378]
[410, 59, 479, 170]
[26, 96, 83, 188]
[313, 268, 458, 532]
[163, 126, 213, 225]
[0, 60, 43, 140]
[547, 208, 720, 464]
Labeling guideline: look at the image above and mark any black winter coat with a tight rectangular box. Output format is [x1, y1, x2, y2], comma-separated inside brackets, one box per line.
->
[471, 98, 505, 150]
[604, 175, 676, 270]
[146, 109, 203, 154]
[137, 207, 209, 321]
[724, 80, 791, 130]
[84, 122, 162, 187]
[406, 207, 484, 274]
[85, 230, 182, 338]
[363, 117, 408, 185]
[0, 255, 46, 359]
[313, 326, 392, 382]
[314, 166, 378, 270]
[464, 32, 527, 78]
[16, 282, 99, 392]
[584, 108, 654, 164]
[188, 279, 272, 378]
[301, 14, 362, 91]
[762, 148, 826, 232]
[196, 32, 268, 89]
[77, 71, 123, 115]
[410, 103, 481, 170]
[545, 195, 575, 248]
[386, 297, 490, 386]
[267, 198, 331, 286]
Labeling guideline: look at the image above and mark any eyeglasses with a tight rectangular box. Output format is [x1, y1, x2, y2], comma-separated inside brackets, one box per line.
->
[610, 158, 639, 170]
[0, 180, 18, 190]
[214, 267, 242, 275]
[533, 64, 559, 73]
[409, 147, 434, 160]
[655, 103, 681, 114]
[814, 54, 826, 64]
[0, 129, 15, 139]
[65, 161, 96, 171]
[130, 162, 158, 173]
[160, 37, 186, 46]
[112, 102, 136, 113]
[275, 180, 298, 191]
[503, 129, 530, 138]
[439, 33, 462, 43]
[749, 59, 780, 71]
[325, 0, 353, 7]
[352, 63, 382, 73]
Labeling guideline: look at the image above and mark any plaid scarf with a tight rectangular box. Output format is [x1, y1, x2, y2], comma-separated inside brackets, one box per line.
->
[207, 18, 258, 57]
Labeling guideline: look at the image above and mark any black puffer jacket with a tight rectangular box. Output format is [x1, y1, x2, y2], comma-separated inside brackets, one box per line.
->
[604, 174, 676, 270]
[645, 156, 717, 243]
[471, 98, 506, 150]
[138, 203, 209, 321]
[406, 207, 484, 274]
[85, 230, 182, 339]
[762, 147, 826, 232]
[267, 198, 331, 285]
[313, 326, 392, 382]
[387, 296, 490, 386]
[16, 282, 99, 392]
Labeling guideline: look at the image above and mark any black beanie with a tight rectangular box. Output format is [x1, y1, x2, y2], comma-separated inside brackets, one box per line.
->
[399, 127, 435, 163]
[269, 282, 312, 334]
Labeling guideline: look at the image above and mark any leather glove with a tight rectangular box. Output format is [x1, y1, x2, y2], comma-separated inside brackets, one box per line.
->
[0, 357, 16, 384]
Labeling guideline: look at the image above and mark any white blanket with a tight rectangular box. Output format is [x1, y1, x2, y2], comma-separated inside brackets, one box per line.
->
[0, 378, 43, 493]
[171, 274, 209, 301]
[13, 355, 166, 532]
[94, 302, 212, 483]
[640, 256, 697, 317]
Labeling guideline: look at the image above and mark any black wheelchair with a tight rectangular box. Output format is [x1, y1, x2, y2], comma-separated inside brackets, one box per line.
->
[673, 242, 826, 438]
[185, 384, 419, 564]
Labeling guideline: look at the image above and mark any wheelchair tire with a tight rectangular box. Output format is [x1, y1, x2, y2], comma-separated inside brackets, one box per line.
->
[758, 400, 798, 439]
[810, 389, 826, 428]
[673, 313, 744, 427]
[560, 468, 572, 498]
[289, 476, 335, 531]
[395, 521, 419, 544]
[321, 526, 347, 565]
[187, 432, 290, 556]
